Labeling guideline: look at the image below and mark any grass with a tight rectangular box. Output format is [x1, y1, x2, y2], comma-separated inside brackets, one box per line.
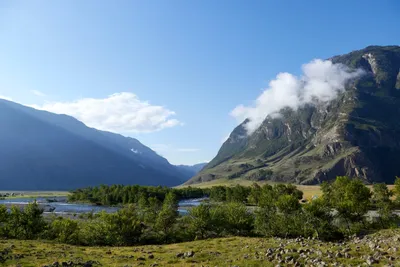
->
[0, 191, 70, 199]
[1, 229, 400, 266]
[178, 178, 395, 200]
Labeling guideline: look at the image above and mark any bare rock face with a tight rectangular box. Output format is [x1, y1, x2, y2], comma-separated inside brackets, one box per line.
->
[188, 45, 400, 185]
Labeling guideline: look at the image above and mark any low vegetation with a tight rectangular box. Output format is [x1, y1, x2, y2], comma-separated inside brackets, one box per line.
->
[2, 229, 400, 266]
[0, 177, 400, 266]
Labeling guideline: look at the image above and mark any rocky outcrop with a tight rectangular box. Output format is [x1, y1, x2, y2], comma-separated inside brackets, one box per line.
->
[188, 46, 400, 185]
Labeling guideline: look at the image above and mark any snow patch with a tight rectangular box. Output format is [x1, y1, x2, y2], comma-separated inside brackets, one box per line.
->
[130, 148, 141, 154]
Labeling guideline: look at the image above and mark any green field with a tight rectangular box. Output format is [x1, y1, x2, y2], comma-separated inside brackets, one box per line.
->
[0, 191, 69, 199]
[1, 229, 399, 266]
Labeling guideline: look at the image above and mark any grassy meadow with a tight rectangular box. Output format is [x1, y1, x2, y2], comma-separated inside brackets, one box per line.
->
[0, 191, 69, 199]
[1, 229, 400, 266]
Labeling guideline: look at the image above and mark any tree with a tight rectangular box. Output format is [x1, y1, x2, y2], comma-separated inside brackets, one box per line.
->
[8, 201, 46, 239]
[145, 196, 162, 224]
[248, 183, 262, 205]
[49, 218, 79, 244]
[274, 184, 303, 200]
[188, 204, 211, 239]
[303, 198, 340, 240]
[372, 183, 394, 227]
[0, 205, 8, 237]
[209, 186, 226, 202]
[321, 176, 371, 234]
[212, 202, 253, 236]
[155, 192, 178, 242]
[105, 205, 144, 245]
[254, 184, 278, 236]
[394, 177, 400, 203]
[275, 194, 302, 238]
[276, 194, 301, 214]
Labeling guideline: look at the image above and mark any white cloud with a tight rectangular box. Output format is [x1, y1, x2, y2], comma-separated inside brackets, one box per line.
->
[31, 90, 47, 97]
[0, 95, 12, 101]
[231, 59, 364, 134]
[32, 92, 182, 133]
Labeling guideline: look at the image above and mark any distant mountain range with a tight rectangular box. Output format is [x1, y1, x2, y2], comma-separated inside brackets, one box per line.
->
[175, 163, 207, 177]
[0, 99, 196, 190]
[188, 45, 400, 185]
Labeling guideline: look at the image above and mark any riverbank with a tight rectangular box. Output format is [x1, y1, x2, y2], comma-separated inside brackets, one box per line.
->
[1, 229, 399, 266]
[0, 196, 205, 216]
[0, 191, 69, 199]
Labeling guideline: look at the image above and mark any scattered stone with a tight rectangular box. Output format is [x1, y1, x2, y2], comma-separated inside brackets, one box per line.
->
[184, 251, 195, 258]
[366, 256, 378, 265]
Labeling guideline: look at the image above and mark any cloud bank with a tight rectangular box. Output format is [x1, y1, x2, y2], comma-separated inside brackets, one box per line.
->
[32, 92, 182, 133]
[231, 59, 364, 134]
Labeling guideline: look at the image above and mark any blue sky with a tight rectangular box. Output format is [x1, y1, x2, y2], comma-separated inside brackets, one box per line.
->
[0, 0, 399, 165]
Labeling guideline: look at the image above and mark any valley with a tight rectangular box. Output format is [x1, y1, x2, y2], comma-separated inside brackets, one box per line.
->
[1, 2, 400, 266]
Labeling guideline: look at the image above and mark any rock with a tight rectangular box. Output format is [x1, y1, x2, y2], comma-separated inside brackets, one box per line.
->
[342, 248, 351, 253]
[366, 256, 377, 265]
[369, 242, 377, 250]
[184, 251, 195, 258]
[285, 256, 293, 262]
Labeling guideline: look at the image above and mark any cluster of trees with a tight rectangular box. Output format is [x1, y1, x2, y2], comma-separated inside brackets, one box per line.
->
[68, 184, 206, 205]
[68, 183, 263, 205]
[1, 177, 400, 246]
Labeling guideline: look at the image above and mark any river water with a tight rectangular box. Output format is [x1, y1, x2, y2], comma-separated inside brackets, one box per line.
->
[0, 197, 205, 215]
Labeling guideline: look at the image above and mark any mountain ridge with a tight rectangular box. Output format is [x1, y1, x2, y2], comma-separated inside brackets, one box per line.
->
[175, 163, 208, 177]
[188, 45, 400, 185]
[0, 99, 189, 190]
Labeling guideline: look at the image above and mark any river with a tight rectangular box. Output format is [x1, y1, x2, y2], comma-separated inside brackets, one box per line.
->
[0, 197, 206, 215]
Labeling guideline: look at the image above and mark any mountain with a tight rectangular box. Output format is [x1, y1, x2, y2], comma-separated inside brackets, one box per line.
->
[176, 163, 208, 177]
[0, 99, 189, 190]
[188, 45, 400, 185]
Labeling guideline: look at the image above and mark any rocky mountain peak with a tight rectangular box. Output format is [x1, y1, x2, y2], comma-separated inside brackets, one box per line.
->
[188, 45, 400, 185]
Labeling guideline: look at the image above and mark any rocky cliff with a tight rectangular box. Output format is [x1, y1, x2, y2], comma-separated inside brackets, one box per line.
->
[188, 45, 400, 185]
